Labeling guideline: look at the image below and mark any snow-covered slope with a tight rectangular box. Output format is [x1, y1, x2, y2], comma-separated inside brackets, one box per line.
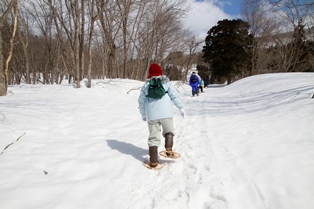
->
[0, 73, 313, 209]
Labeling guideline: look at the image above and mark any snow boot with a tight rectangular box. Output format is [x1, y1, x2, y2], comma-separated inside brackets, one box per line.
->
[149, 146, 158, 167]
[164, 133, 174, 156]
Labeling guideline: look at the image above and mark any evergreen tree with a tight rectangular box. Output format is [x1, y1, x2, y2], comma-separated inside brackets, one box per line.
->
[267, 18, 313, 72]
[202, 19, 252, 84]
[289, 18, 310, 72]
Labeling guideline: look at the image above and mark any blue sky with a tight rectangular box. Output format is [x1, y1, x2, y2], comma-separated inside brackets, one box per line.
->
[195, 0, 242, 15]
[184, 0, 243, 39]
[220, 1, 242, 15]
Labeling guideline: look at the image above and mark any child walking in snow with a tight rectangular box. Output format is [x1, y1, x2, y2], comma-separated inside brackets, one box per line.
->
[138, 63, 186, 168]
[189, 72, 201, 96]
[199, 79, 205, 93]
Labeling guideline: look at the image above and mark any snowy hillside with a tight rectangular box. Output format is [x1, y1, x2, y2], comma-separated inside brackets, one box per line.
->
[0, 73, 313, 209]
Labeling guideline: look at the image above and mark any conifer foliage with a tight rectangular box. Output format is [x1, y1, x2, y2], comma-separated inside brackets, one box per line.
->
[202, 19, 252, 84]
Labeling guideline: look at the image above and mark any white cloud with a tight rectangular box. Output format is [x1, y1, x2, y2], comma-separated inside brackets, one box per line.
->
[182, 0, 233, 39]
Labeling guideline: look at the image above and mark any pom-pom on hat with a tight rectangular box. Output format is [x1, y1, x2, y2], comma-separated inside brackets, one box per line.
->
[147, 63, 162, 78]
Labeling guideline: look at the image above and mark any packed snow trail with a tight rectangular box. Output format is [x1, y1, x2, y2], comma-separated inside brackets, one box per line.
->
[127, 73, 314, 209]
[126, 86, 227, 209]
[126, 80, 272, 209]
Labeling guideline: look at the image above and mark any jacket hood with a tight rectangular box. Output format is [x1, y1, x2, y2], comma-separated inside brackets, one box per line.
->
[146, 75, 169, 83]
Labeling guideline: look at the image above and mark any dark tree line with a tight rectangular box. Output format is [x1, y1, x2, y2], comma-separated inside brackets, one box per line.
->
[202, 18, 313, 84]
[201, 0, 314, 85]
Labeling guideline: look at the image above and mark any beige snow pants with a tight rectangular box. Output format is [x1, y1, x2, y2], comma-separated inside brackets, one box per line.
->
[147, 118, 175, 147]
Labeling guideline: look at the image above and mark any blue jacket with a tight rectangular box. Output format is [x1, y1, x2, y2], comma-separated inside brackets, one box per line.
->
[138, 76, 183, 121]
[189, 74, 200, 86]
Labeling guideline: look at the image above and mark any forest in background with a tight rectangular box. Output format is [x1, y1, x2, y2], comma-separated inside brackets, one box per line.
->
[0, 0, 313, 96]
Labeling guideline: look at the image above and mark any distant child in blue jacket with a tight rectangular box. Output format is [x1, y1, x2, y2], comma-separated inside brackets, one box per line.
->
[138, 63, 186, 168]
[189, 72, 201, 96]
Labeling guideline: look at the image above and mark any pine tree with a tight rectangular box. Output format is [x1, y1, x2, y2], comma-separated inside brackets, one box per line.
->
[202, 19, 252, 84]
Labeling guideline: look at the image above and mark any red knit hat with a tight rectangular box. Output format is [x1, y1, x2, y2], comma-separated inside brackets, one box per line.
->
[147, 63, 162, 78]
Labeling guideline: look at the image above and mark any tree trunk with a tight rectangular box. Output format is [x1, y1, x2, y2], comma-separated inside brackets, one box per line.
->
[0, 31, 5, 96]
[17, 24, 31, 84]
[87, 0, 95, 88]
[0, 0, 17, 96]
[4, 0, 18, 93]
[74, 0, 80, 88]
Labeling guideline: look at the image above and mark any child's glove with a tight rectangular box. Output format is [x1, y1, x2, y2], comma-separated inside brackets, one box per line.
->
[180, 109, 186, 118]
[142, 116, 147, 121]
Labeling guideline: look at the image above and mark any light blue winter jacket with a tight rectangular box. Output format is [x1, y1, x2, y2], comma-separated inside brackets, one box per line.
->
[138, 75, 183, 121]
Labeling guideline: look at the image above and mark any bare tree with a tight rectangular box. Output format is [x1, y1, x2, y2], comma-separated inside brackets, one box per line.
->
[69, 0, 82, 88]
[0, 0, 14, 95]
[182, 32, 203, 81]
[133, 0, 187, 80]
[30, 0, 59, 84]
[1, 0, 195, 90]
[116, 0, 133, 78]
[269, 0, 313, 72]
[242, 0, 314, 73]
[46, 0, 84, 88]
[242, 0, 280, 75]
[96, 0, 120, 79]
[0, 0, 18, 96]
[86, 0, 97, 88]
[16, 2, 33, 84]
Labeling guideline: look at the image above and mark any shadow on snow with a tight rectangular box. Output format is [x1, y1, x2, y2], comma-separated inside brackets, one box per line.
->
[106, 139, 147, 162]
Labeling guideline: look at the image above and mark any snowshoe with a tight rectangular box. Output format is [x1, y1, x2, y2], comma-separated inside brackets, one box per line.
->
[159, 150, 181, 159]
[143, 160, 165, 170]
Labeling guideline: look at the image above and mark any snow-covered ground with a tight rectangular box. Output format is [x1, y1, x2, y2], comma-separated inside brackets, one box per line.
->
[0, 73, 313, 209]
